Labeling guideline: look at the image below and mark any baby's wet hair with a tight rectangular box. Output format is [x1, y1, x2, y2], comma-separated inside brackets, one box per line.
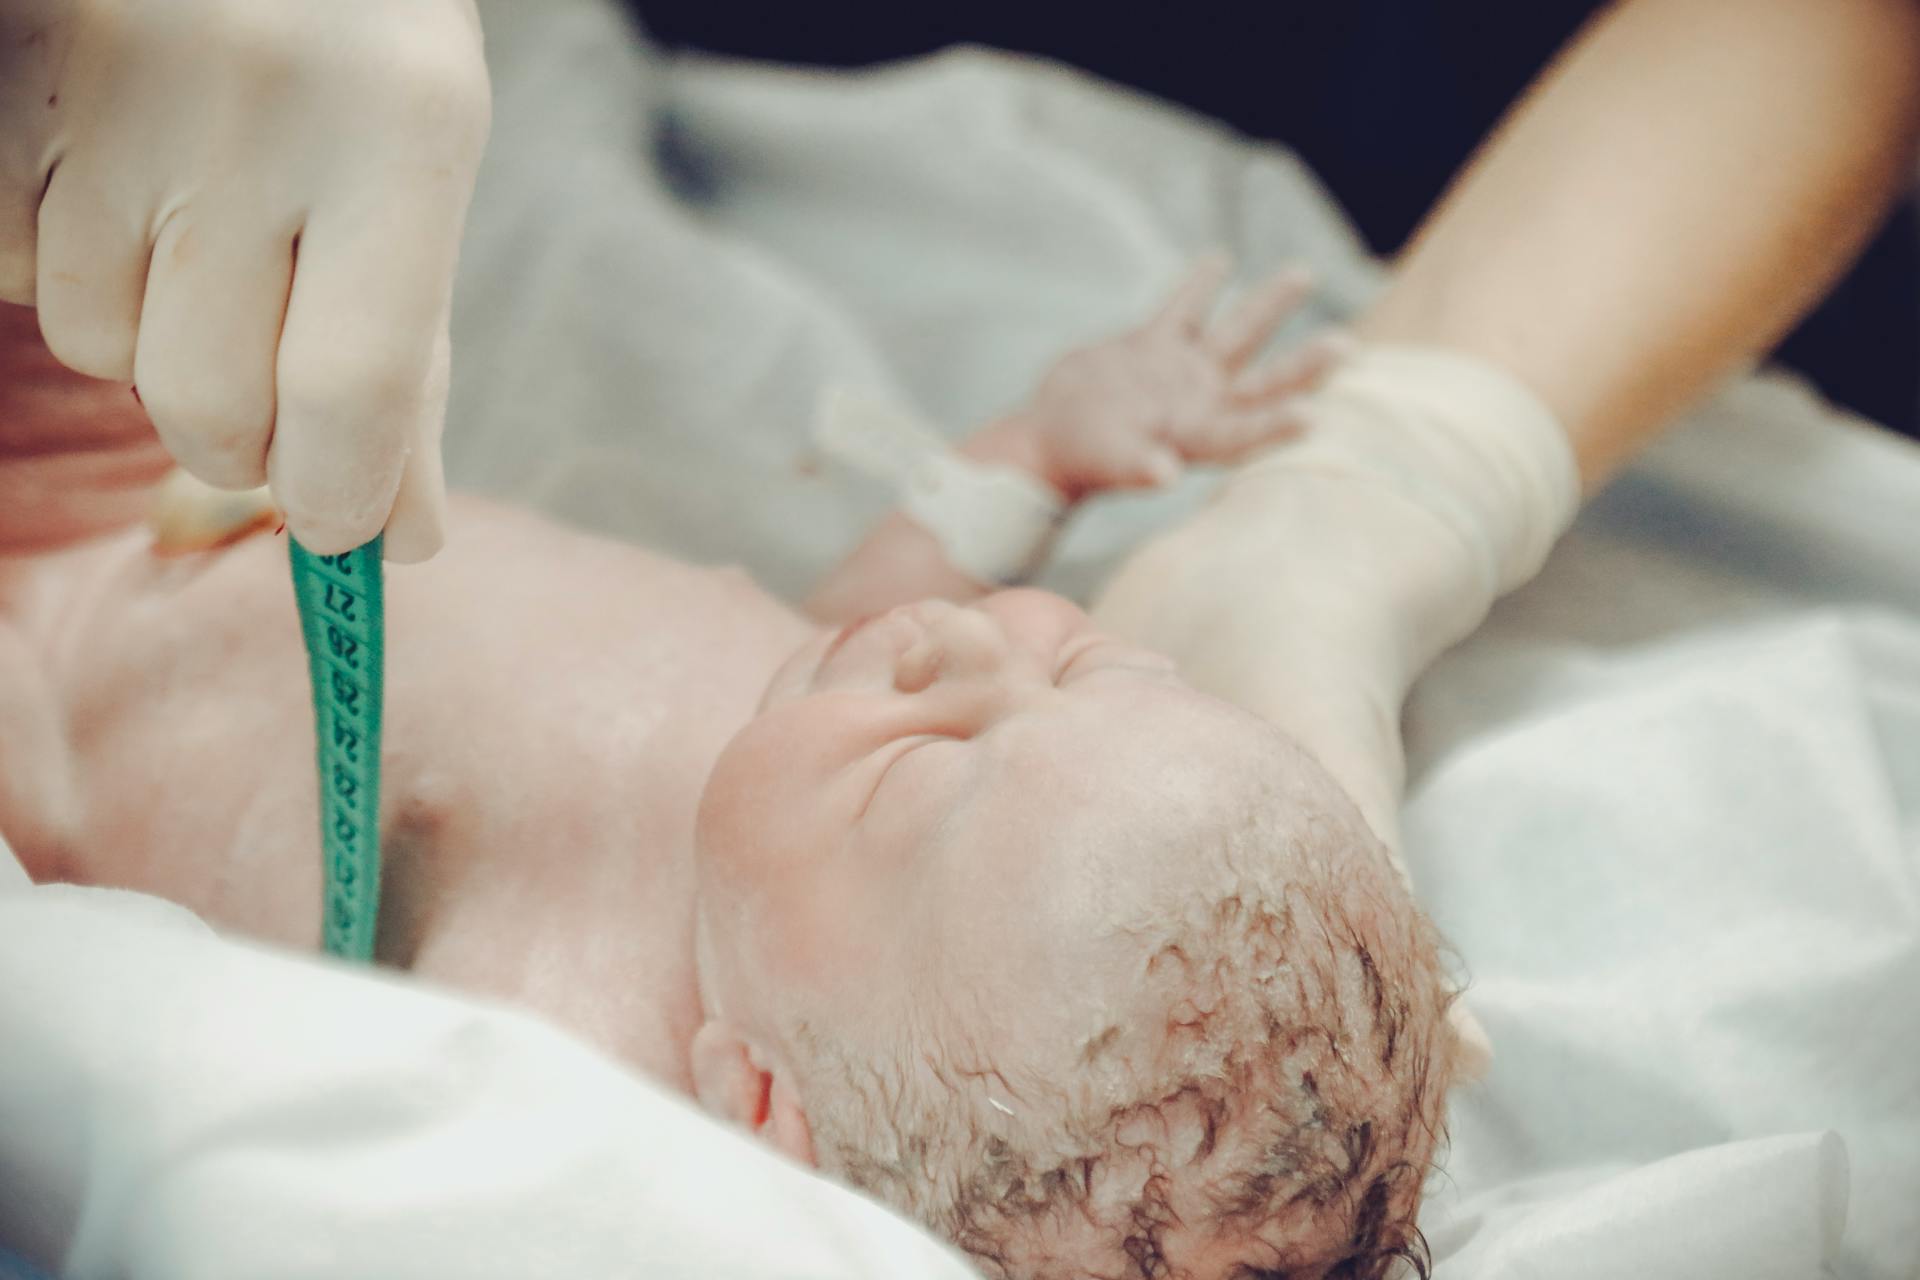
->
[793, 766, 1462, 1280]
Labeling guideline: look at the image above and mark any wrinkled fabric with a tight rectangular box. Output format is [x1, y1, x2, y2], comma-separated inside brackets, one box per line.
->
[448, 8, 1920, 1276]
[2, 2, 1914, 1276]
[0, 853, 979, 1280]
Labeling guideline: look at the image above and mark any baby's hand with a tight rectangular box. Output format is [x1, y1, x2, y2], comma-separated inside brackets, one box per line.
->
[1010, 259, 1347, 499]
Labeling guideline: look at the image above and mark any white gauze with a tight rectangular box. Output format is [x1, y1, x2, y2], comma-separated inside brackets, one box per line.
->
[813, 384, 1065, 586]
[1236, 343, 1581, 661]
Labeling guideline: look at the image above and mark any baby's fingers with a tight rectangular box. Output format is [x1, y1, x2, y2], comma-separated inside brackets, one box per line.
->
[1204, 265, 1313, 370]
[1230, 329, 1353, 405]
[1183, 401, 1309, 465]
[1147, 254, 1231, 339]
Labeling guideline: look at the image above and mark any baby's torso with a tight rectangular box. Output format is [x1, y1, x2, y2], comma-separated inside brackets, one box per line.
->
[0, 496, 812, 1086]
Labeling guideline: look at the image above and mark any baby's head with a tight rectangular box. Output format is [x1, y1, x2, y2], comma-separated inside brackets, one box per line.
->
[691, 591, 1462, 1279]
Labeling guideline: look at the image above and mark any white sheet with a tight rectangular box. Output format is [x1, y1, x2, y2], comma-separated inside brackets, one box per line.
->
[0, 864, 979, 1280]
[448, 7, 1920, 1276]
[3, 1, 1915, 1275]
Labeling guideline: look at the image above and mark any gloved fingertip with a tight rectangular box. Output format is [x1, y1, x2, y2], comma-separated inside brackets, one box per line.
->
[267, 452, 397, 558]
[381, 508, 445, 564]
[283, 506, 388, 557]
[380, 455, 448, 563]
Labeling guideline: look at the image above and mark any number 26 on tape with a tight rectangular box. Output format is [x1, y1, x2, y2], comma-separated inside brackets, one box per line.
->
[329, 668, 362, 714]
[327, 623, 360, 669]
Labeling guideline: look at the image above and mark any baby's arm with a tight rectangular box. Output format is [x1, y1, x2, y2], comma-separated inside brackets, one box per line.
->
[804, 262, 1339, 623]
[1097, 0, 1919, 860]
[802, 417, 1058, 622]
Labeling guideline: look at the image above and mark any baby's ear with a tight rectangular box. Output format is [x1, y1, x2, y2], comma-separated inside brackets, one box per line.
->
[691, 1020, 768, 1125]
[689, 1021, 817, 1167]
[765, 1073, 817, 1168]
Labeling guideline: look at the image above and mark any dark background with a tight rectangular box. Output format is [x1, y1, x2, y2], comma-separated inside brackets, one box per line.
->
[633, 1, 1919, 439]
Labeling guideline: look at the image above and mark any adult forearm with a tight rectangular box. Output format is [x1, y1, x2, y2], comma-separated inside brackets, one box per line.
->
[1094, 475, 1427, 854]
[1095, 348, 1579, 859]
[1362, 0, 1920, 487]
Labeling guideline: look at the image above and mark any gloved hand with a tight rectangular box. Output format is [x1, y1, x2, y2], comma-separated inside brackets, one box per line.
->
[0, 0, 491, 561]
[1005, 257, 1345, 499]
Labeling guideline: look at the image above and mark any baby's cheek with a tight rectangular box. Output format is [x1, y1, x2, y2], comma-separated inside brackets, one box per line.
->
[694, 714, 850, 946]
[697, 731, 892, 989]
[694, 722, 787, 871]
[698, 690, 882, 854]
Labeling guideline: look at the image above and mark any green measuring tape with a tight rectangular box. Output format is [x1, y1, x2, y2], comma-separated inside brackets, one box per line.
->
[289, 536, 385, 962]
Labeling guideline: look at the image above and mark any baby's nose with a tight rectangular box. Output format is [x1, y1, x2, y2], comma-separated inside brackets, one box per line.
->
[894, 603, 1019, 691]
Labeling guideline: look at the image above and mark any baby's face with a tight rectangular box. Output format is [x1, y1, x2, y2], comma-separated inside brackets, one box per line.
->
[692, 590, 1276, 1071]
[692, 592, 1448, 1277]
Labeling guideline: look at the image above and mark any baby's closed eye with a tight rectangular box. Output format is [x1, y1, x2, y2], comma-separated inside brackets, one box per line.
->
[1055, 640, 1177, 684]
[859, 733, 966, 819]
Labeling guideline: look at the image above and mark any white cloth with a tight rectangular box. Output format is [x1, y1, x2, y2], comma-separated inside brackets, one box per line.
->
[811, 383, 1064, 584]
[4, 3, 1916, 1277]
[1408, 378, 1920, 1280]
[1246, 344, 1582, 601]
[0, 850, 977, 1279]
[0, 829, 26, 892]
[446, 12, 1920, 1278]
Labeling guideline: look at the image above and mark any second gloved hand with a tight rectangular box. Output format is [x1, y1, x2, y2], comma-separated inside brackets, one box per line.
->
[0, 0, 491, 560]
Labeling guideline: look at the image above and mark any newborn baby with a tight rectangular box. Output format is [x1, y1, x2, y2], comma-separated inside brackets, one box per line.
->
[0, 267, 1517, 1280]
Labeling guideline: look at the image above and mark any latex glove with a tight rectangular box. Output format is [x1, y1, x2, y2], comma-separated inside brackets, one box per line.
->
[1008, 257, 1346, 499]
[0, 0, 491, 561]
